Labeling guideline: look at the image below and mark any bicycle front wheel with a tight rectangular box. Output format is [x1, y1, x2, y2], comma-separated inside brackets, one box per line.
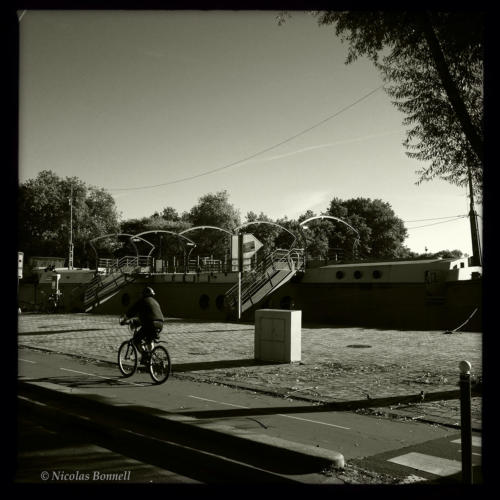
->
[118, 340, 138, 377]
[149, 345, 171, 384]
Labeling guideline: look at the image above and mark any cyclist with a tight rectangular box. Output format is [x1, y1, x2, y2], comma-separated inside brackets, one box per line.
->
[120, 286, 164, 364]
[47, 289, 63, 313]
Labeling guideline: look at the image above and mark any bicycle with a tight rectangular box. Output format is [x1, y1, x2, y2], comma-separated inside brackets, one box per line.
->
[117, 316, 171, 384]
[46, 291, 64, 313]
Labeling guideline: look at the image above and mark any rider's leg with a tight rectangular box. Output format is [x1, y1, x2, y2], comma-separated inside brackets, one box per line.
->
[152, 320, 163, 341]
[133, 328, 146, 353]
[138, 326, 155, 365]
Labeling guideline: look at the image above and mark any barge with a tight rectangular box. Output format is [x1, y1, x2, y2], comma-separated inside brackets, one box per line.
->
[18, 251, 482, 332]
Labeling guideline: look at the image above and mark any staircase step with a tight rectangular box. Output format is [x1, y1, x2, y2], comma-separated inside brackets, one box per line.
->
[224, 248, 304, 316]
[83, 273, 137, 310]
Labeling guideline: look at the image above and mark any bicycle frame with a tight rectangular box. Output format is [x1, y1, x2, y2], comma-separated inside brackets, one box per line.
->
[118, 316, 171, 384]
[127, 320, 162, 353]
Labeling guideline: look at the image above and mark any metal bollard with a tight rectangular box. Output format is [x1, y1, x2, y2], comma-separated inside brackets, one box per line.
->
[459, 360, 473, 484]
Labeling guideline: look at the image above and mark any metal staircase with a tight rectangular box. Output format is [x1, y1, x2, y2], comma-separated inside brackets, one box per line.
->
[224, 248, 304, 316]
[83, 256, 152, 312]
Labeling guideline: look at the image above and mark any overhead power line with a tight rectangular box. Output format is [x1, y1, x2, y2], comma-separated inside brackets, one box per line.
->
[406, 215, 467, 230]
[403, 215, 467, 223]
[109, 84, 385, 192]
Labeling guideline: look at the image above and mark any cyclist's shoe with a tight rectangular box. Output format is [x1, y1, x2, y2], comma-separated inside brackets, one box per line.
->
[140, 354, 150, 366]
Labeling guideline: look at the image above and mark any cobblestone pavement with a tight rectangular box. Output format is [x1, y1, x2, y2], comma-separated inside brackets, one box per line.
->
[17, 313, 482, 429]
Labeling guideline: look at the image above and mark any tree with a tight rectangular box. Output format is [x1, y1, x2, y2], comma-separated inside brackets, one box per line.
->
[120, 215, 191, 267]
[120, 215, 189, 235]
[160, 206, 181, 221]
[18, 171, 120, 267]
[244, 211, 290, 258]
[187, 190, 240, 230]
[311, 11, 483, 196]
[185, 191, 241, 260]
[326, 197, 408, 259]
[297, 211, 332, 261]
[425, 249, 464, 259]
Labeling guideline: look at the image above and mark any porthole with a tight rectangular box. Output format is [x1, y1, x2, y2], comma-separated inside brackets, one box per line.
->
[372, 270, 382, 279]
[199, 294, 210, 310]
[336, 271, 344, 280]
[121, 293, 130, 306]
[354, 270, 363, 280]
[215, 295, 225, 311]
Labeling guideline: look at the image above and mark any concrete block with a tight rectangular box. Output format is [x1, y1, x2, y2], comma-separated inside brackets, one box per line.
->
[254, 309, 301, 362]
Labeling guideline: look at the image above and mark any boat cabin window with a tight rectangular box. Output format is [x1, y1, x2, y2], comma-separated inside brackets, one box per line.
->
[199, 294, 210, 309]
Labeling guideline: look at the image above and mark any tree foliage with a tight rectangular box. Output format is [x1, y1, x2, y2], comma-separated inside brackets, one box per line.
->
[18, 170, 120, 267]
[152, 206, 182, 222]
[19, 170, 455, 269]
[243, 211, 298, 261]
[313, 11, 483, 196]
[298, 210, 333, 260]
[120, 216, 189, 236]
[184, 190, 241, 260]
[324, 197, 409, 259]
[186, 190, 241, 230]
[119, 215, 192, 267]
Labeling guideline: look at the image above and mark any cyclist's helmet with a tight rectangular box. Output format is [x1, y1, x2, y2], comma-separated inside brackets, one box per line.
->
[143, 286, 155, 298]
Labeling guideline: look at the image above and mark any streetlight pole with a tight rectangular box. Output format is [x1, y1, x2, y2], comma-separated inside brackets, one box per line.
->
[467, 167, 482, 267]
[69, 185, 74, 270]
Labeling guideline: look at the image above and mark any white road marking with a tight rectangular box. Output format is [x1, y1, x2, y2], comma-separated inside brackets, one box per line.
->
[388, 452, 462, 477]
[19, 358, 36, 364]
[188, 395, 248, 408]
[60, 367, 109, 377]
[18, 395, 47, 406]
[188, 395, 350, 429]
[451, 436, 482, 448]
[276, 414, 350, 430]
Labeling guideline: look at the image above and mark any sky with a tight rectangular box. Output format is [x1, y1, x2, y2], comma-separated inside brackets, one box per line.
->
[17, 9, 482, 256]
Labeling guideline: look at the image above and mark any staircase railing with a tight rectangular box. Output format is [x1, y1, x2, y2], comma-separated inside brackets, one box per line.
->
[84, 255, 152, 311]
[225, 247, 304, 313]
[98, 255, 152, 273]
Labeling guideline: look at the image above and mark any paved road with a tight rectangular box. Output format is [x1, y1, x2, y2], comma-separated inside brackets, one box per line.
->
[17, 313, 482, 428]
[19, 347, 482, 484]
[17, 412, 203, 484]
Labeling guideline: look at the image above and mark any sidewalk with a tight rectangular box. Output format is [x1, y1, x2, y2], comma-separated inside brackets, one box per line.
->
[17, 313, 482, 429]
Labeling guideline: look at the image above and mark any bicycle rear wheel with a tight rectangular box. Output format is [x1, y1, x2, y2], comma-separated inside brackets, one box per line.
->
[149, 345, 171, 384]
[118, 340, 138, 377]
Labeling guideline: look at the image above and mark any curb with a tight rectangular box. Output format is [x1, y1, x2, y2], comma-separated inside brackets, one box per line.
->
[18, 344, 481, 431]
[18, 379, 345, 483]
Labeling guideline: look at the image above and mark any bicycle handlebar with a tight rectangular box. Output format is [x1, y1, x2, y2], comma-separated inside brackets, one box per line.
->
[119, 315, 141, 327]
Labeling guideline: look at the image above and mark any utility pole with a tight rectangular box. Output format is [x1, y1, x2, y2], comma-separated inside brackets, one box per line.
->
[69, 185, 74, 270]
[467, 167, 482, 267]
[238, 233, 243, 320]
